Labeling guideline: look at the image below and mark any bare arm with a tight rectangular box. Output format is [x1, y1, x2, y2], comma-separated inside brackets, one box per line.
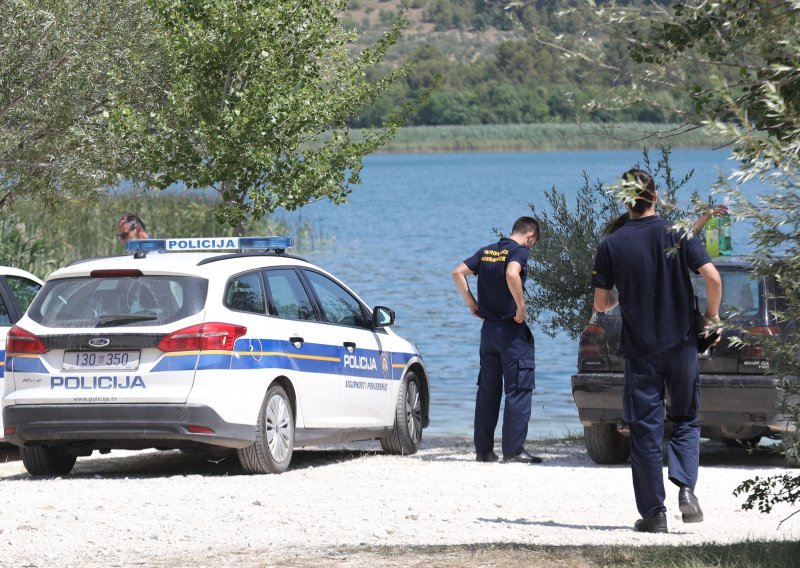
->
[594, 288, 618, 313]
[452, 262, 479, 317]
[693, 204, 729, 235]
[697, 262, 722, 320]
[506, 261, 526, 323]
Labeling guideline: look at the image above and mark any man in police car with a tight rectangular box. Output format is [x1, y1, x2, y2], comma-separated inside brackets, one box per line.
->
[452, 216, 541, 464]
[592, 168, 721, 533]
[117, 213, 151, 244]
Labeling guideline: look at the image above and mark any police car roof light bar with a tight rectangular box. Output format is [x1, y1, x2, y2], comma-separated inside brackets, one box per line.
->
[126, 236, 295, 254]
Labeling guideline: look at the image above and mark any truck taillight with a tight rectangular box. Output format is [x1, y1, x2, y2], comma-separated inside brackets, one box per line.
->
[6, 326, 47, 355]
[578, 324, 609, 370]
[738, 325, 780, 373]
[158, 323, 247, 353]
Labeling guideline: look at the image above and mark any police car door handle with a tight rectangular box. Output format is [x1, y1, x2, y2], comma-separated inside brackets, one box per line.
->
[289, 336, 304, 348]
[343, 341, 356, 353]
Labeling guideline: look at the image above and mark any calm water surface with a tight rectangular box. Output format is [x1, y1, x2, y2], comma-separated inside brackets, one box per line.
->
[276, 149, 763, 438]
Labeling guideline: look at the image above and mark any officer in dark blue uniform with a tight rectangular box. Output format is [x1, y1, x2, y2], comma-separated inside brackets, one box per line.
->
[452, 216, 541, 464]
[592, 168, 722, 533]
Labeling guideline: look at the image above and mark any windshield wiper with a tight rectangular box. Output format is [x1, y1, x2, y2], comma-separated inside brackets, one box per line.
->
[97, 314, 158, 327]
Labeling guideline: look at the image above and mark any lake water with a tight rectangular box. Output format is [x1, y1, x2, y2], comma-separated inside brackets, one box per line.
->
[275, 149, 764, 439]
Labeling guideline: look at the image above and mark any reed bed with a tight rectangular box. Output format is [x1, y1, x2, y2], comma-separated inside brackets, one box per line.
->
[375, 122, 717, 153]
[0, 192, 308, 279]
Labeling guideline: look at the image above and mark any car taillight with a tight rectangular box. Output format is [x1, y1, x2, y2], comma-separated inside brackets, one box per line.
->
[158, 323, 247, 353]
[6, 326, 47, 355]
[578, 324, 609, 370]
[738, 325, 780, 373]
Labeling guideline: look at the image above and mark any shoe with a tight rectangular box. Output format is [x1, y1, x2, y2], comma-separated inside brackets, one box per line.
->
[679, 486, 704, 523]
[502, 449, 543, 464]
[475, 451, 499, 463]
[634, 512, 668, 533]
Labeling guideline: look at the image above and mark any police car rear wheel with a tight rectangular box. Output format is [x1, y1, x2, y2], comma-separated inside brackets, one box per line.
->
[381, 371, 423, 455]
[21, 446, 78, 477]
[238, 384, 295, 474]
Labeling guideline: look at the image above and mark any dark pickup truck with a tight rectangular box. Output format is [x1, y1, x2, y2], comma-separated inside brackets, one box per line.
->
[571, 256, 798, 466]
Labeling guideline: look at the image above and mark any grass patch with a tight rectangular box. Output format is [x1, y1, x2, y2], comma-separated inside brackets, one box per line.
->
[371, 122, 717, 153]
[277, 541, 800, 567]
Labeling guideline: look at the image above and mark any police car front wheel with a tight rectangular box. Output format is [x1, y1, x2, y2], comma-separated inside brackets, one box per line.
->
[381, 371, 423, 455]
[237, 384, 295, 474]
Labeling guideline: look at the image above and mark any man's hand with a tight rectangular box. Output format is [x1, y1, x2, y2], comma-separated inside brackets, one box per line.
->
[514, 305, 526, 324]
[704, 313, 722, 346]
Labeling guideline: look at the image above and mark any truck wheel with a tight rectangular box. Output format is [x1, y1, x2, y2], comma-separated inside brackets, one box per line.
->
[21, 446, 77, 477]
[584, 424, 630, 464]
[381, 371, 423, 455]
[723, 436, 761, 449]
[784, 432, 800, 468]
[238, 384, 294, 474]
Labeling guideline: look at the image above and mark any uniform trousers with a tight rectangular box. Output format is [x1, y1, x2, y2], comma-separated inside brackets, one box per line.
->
[623, 343, 700, 519]
[475, 319, 536, 456]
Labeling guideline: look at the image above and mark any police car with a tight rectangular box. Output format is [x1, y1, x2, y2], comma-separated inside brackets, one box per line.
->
[0, 266, 43, 443]
[2, 237, 429, 476]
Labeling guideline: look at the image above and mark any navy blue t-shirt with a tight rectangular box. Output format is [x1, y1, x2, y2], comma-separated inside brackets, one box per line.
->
[591, 216, 711, 358]
[464, 237, 530, 321]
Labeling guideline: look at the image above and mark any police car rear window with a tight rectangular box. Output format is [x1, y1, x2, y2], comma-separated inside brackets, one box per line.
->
[28, 276, 208, 328]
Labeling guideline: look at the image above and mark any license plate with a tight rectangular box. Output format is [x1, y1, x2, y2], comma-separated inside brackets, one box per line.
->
[63, 351, 140, 370]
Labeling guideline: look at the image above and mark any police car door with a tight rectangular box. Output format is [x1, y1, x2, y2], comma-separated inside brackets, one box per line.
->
[263, 268, 340, 427]
[300, 269, 391, 428]
[0, 273, 42, 439]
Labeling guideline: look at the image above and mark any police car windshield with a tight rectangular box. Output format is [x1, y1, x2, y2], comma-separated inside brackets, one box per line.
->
[28, 275, 208, 328]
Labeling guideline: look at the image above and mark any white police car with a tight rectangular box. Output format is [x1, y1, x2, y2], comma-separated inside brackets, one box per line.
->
[2, 237, 429, 476]
[0, 266, 43, 443]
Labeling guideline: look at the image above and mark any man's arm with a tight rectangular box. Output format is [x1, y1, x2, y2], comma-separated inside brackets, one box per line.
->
[452, 262, 479, 317]
[506, 261, 526, 323]
[594, 288, 618, 313]
[697, 262, 722, 321]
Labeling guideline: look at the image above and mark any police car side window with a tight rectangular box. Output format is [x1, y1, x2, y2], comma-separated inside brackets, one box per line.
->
[5, 276, 41, 313]
[224, 272, 266, 314]
[302, 270, 367, 328]
[0, 294, 10, 325]
[263, 269, 317, 321]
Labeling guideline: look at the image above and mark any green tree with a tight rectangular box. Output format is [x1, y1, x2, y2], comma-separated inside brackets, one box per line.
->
[0, 0, 165, 210]
[525, 147, 697, 338]
[115, 0, 415, 231]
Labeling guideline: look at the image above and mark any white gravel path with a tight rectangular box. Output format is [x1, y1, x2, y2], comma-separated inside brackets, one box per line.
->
[0, 436, 797, 567]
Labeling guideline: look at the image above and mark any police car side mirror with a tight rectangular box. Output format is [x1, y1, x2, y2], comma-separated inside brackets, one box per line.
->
[372, 306, 395, 328]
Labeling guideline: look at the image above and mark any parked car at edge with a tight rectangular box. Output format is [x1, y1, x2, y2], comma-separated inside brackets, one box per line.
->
[0, 266, 43, 443]
[2, 237, 429, 476]
[572, 256, 798, 466]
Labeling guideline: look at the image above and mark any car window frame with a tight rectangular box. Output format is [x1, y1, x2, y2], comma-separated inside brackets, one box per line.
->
[223, 269, 268, 316]
[262, 267, 321, 322]
[0, 275, 36, 324]
[298, 268, 371, 330]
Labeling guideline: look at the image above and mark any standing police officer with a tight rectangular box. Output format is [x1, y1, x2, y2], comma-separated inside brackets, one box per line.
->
[452, 216, 541, 464]
[592, 168, 721, 533]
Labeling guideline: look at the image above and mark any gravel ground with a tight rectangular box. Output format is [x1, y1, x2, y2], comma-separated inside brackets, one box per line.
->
[0, 436, 797, 567]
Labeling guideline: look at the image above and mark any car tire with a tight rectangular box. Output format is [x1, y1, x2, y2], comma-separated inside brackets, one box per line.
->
[237, 384, 295, 474]
[584, 424, 630, 464]
[21, 446, 77, 477]
[381, 371, 423, 455]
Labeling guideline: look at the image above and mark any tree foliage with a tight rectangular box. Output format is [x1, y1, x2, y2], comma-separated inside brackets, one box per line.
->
[0, 0, 165, 210]
[525, 147, 698, 338]
[114, 0, 414, 229]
